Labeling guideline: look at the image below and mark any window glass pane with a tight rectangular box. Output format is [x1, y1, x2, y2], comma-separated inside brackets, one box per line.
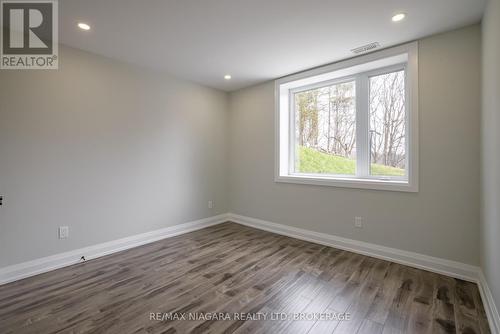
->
[294, 81, 356, 175]
[369, 70, 406, 177]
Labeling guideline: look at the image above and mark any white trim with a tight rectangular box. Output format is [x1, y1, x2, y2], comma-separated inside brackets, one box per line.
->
[275, 174, 415, 192]
[275, 42, 419, 193]
[227, 213, 479, 282]
[276, 44, 412, 86]
[0, 213, 229, 286]
[478, 270, 500, 334]
[407, 42, 419, 193]
[1, 211, 497, 333]
[356, 72, 370, 179]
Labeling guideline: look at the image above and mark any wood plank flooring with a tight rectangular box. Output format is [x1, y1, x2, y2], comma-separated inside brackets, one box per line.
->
[0, 222, 491, 334]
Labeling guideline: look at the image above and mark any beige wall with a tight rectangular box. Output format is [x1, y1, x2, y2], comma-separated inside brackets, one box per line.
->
[0, 45, 229, 267]
[229, 25, 481, 265]
[481, 0, 500, 313]
[0, 24, 484, 271]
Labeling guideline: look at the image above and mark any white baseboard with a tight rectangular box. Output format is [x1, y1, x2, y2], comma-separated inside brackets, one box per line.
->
[0, 213, 229, 286]
[478, 271, 500, 334]
[227, 213, 480, 282]
[1, 211, 497, 334]
[228, 213, 500, 333]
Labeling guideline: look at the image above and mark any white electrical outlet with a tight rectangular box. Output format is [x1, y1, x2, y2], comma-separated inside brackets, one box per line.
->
[59, 226, 69, 239]
[354, 217, 363, 228]
[208, 200, 214, 209]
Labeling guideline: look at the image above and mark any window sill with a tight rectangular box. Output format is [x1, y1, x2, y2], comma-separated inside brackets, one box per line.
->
[275, 174, 418, 192]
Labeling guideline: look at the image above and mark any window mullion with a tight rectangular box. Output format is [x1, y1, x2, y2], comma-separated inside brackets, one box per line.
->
[356, 75, 370, 178]
[289, 92, 296, 174]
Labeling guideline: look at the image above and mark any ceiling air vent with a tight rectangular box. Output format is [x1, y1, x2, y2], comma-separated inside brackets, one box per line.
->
[351, 42, 381, 54]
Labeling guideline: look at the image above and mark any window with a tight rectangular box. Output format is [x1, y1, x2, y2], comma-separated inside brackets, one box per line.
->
[276, 43, 418, 192]
[294, 80, 357, 176]
[369, 70, 406, 178]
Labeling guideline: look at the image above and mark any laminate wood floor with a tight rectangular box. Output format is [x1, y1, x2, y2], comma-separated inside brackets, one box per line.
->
[0, 222, 490, 334]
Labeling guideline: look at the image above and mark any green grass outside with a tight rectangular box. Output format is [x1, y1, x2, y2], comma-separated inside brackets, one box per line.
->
[298, 146, 405, 177]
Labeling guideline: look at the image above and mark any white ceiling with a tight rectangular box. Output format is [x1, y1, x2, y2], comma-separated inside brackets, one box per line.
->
[60, 0, 486, 91]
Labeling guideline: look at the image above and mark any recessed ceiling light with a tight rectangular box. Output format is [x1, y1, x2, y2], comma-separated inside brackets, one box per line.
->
[78, 22, 91, 30]
[224, 74, 232, 80]
[392, 13, 406, 22]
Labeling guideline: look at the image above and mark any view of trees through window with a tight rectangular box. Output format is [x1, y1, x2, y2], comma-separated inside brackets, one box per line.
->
[294, 81, 356, 175]
[369, 70, 406, 176]
[294, 69, 406, 177]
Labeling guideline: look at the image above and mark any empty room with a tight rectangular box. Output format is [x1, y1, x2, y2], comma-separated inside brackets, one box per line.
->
[0, 0, 499, 333]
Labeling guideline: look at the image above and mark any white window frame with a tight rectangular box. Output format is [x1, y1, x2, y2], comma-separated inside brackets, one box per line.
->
[275, 42, 418, 192]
